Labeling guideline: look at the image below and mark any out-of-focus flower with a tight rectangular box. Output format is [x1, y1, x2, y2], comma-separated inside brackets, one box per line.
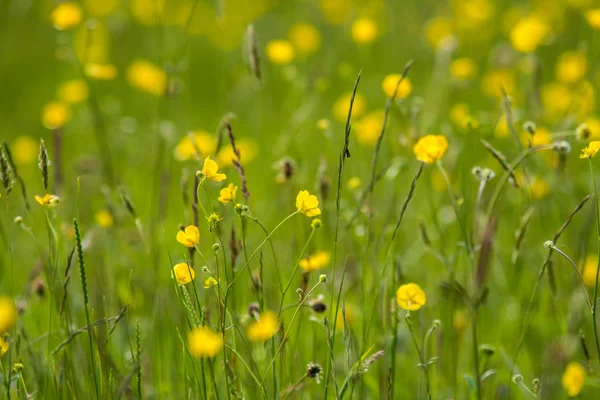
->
[299, 251, 330, 272]
[247, 311, 279, 341]
[317, 0, 351, 25]
[481, 69, 514, 98]
[351, 18, 377, 44]
[130, 0, 165, 26]
[0, 337, 7, 356]
[450, 103, 470, 127]
[85, 63, 117, 80]
[95, 210, 114, 228]
[51, 2, 83, 30]
[35, 194, 60, 207]
[347, 177, 361, 190]
[582, 117, 600, 140]
[83, 0, 119, 17]
[296, 190, 321, 217]
[424, 17, 453, 49]
[333, 92, 366, 122]
[288, 23, 321, 55]
[11, 136, 37, 166]
[355, 110, 384, 145]
[396, 283, 426, 311]
[216, 139, 257, 168]
[542, 82, 573, 116]
[510, 15, 549, 53]
[381, 74, 412, 98]
[581, 141, 600, 158]
[188, 327, 223, 358]
[583, 255, 598, 286]
[266, 40, 295, 65]
[529, 178, 550, 200]
[218, 183, 238, 204]
[202, 157, 226, 182]
[562, 362, 585, 397]
[585, 9, 600, 30]
[174, 131, 217, 161]
[413, 135, 448, 164]
[57, 80, 89, 104]
[41, 102, 71, 130]
[450, 58, 478, 80]
[173, 263, 195, 285]
[520, 127, 552, 147]
[0, 297, 17, 333]
[556, 51, 587, 84]
[127, 59, 167, 96]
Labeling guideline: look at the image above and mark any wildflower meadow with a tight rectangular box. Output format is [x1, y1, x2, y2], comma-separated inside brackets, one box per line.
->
[3, 0, 600, 399]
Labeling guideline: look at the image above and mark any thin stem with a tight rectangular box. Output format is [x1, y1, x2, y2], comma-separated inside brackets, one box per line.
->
[548, 244, 592, 309]
[405, 314, 431, 400]
[589, 158, 600, 366]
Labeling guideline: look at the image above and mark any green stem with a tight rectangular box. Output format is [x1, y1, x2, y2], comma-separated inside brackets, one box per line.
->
[405, 314, 431, 400]
[588, 158, 600, 366]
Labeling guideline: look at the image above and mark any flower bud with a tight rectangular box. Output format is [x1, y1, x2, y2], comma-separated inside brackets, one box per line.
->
[14, 216, 23, 225]
[319, 274, 327, 283]
[212, 243, 220, 253]
[311, 219, 323, 229]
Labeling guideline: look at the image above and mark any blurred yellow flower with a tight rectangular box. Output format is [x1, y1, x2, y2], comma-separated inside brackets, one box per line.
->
[581, 141, 600, 158]
[95, 210, 114, 228]
[453, 309, 468, 332]
[216, 139, 257, 168]
[583, 255, 598, 286]
[347, 177, 361, 190]
[174, 131, 217, 161]
[188, 327, 223, 358]
[351, 18, 377, 44]
[0, 337, 7, 357]
[583, 117, 600, 140]
[266, 40, 295, 65]
[35, 194, 60, 207]
[176, 225, 200, 248]
[333, 92, 366, 122]
[562, 362, 585, 397]
[481, 69, 514, 98]
[529, 178, 550, 200]
[11, 136, 37, 166]
[299, 251, 330, 272]
[85, 63, 117, 80]
[424, 17, 453, 49]
[396, 283, 426, 311]
[573, 80, 595, 120]
[318, 0, 351, 25]
[585, 9, 600, 30]
[288, 23, 321, 55]
[41, 102, 71, 130]
[204, 277, 218, 288]
[450, 58, 478, 80]
[127, 59, 167, 96]
[173, 263, 195, 285]
[296, 190, 321, 217]
[510, 15, 549, 53]
[355, 110, 384, 145]
[247, 311, 279, 341]
[0, 296, 17, 333]
[450, 103, 470, 127]
[520, 127, 552, 147]
[381, 74, 412, 98]
[83, 0, 119, 17]
[542, 82, 573, 116]
[57, 79, 88, 104]
[202, 157, 226, 182]
[413, 135, 448, 164]
[51, 2, 83, 30]
[130, 0, 165, 26]
[335, 303, 356, 330]
[316, 118, 330, 131]
[556, 52, 587, 84]
[218, 183, 238, 204]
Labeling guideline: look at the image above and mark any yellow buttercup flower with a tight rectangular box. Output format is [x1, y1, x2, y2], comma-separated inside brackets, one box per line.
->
[556, 52, 587, 84]
[35, 194, 60, 207]
[296, 190, 321, 217]
[424, 17, 453, 49]
[562, 362, 585, 397]
[203, 277, 218, 288]
[57, 79, 89, 104]
[288, 23, 321, 55]
[510, 15, 549, 53]
[51, 2, 83, 31]
[450, 103, 470, 127]
[412, 135, 449, 164]
[450, 58, 478, 80]
[347, 177, 361, 190]
[520, 127, 552, 147]
[85, 63, 118, 80]
[218, 183, 238, 204]
[188, 327, 223, 358]
[542, 82, 573, 117]
[333, 92, 366, 122]
[396, 283, 426, 311]
[266, 40, 295, 65]
[355, 110, 384, 145]
[585, 9, 600, 30]
[172, 263, 196, 285]
[299, 251, 330, 272]
[95, 210, 114, 228]
[41, 102, 71, 130]
[202, 157, 226, 182]
[247, 311, 279, 342]
[176, 225, 200, 248]
[583, 255, 598, 286]
[216, 139, 257, 168]
[173, 131, 217, 161]
[481, 69, 514, 98]
[0, 337, 7, 357]
[11, 136, 37, 166]
[351, 18, 377, 44]
[127, 59, 167, 96]
[381, 74, 412, 99]
[0, 296, 17, 333]
[580, 141, 600, 159]
[529, 178, 550, 200]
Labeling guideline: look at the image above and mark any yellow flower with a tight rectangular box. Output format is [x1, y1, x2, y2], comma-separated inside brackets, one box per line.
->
[333, 92, 366, 122]
[351, 18, 377, 44]
[317, 0, 351, 25]
[381, 74, 412, 99]
[127, 59, 167, 96]
[216, 139, 257, 168]
[174, 131, 217, 161]
[299, 251, 330, 272]
[583, 255, 598, 286]
[0, 337, 7, 357]
[176, 225, 200, 248]
[453, 309, 468, 332]
[396, 283, 426, 311]
[556, 52, 587, 84]
[11, 136, 37, 166]
[347, 177, 361, 190]
[450, 58, 478, 80]
[95, 210, 114, 228]
[51, 2, 83, 30]
[57, 80, 89, 104]
[0, 297, 17, 333]
[41, 102, 71, 130]
[529, 178, 550, 200]
[580, 141, 600, 159]
[247, 311, 279, 342]
[83, 0, 119, 17]
[188, 327, 223, 358]
[266, 40, 295, 65]
[450, 103, 470, 127]
[85, 63, 118, 80]
[585, 9, 600, 30]
[583, 117, 600, 140]
[173, 263, 196, 285]
[562, 362, 585, 397]
[355, 110, 384, 145]
[481, 69, 514, 98]
[510, 15, 549, 53]
[203, 277, 218, 288]
[288, 23, 321, 55]
[34, 194, 60, 207]
[520, 127, 552, 147]
[424, 17, 453, 49]
[296, 190, 321, 217]
[202, 157, 227, 182]
[218, 183, 238, 204]
[542, 82, 573, 117]
[413, 135, 448, 164]
[317, 118, 330, 131]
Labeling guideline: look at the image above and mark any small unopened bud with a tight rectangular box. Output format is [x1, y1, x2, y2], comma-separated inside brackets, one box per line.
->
[13, 363, 23, 373]
[311, 219, 323, 229]
[523, 121, 536, 135]
[544, 240, 554, 249]
[212, 243, 220, 253]
[195, 170, 204, 178]
[576, 123, 591, 140]
[433, 319, 441, 328]
[319, 274, 327, 283]
[552, 140, 571, 154]
[479, 344, 495, 357]
[247, 303, 259, 318]
[512, 374, 523, 384]
[202, 266, 209, 273]
[14, 216, 23, 225]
